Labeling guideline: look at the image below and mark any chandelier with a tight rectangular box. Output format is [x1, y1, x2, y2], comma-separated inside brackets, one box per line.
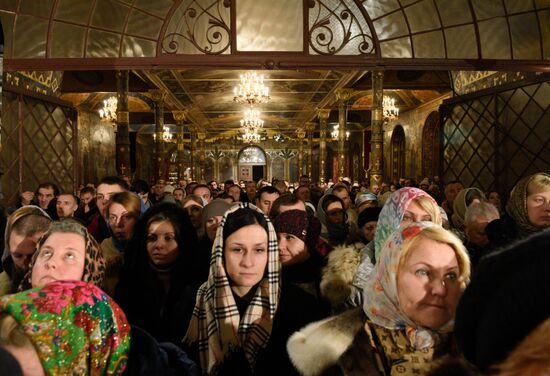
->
[98, 96, 117, 122]
[331, 125, 350, 140]
[383, 95, 399, 121]
[233, 72, 270, 105]
[153, 126, 174, 142]
[241, 128, 262, 144]
[240, 107, 264, 129]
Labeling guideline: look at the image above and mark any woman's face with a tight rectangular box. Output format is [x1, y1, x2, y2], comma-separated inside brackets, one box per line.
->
[527, 190, 550, 228]
[277, 233, 308, 266]
[326, 201, 345, 224]
[8, 231, 45, 271]
[224, 224, 268, 297]
[206, 215, 223, 241]
[397, 237, 462, 329]
[361, 221, 377, 242]
[146, 220, 180, 267]
[183, 201, 203, 230]
[401, 200, 432, 224]
[31, 232, 86, 287]
[488, 191, 501, 209]
[107, 203, 136, 241]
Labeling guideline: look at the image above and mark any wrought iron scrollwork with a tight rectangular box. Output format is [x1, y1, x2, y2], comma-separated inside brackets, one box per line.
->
[162, 0, 230, 55]
[308, 0, 375, 55]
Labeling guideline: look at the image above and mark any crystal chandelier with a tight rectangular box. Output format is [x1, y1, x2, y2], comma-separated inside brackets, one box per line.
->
[233, 72, 270, 105]
[241, 128, 262, 144]
[240, 107, 264, 129]
[383, 95, 399, 121]
[331, 125, 350, 140]
[153, 126, 174, 142]
[98, 96, 117, 122]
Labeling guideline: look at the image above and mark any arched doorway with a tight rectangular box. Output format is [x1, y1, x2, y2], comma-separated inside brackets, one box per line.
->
[422, 111, 441, 179]
[238, 146, 267, 182]
[390, 126, 406, 181]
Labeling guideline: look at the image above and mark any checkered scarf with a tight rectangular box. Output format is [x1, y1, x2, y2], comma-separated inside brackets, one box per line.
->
[184, 202, 280, 374]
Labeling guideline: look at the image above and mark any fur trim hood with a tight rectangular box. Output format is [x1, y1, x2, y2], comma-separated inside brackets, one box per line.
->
[287, 307, 365, 376]
[320, 242, 364, 309]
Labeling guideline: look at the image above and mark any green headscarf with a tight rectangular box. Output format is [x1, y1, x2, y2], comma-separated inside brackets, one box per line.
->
[0, 280, 131, 375]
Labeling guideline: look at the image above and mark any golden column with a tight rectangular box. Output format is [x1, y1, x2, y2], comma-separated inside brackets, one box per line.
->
[370, 71, 384, 187]
[306, 122, 315, 177]
[296, 128, 306, 177]
[335, 88, 354, 180]
[115, 70, 131, 176]
[188, 125, 197, 181]
[172, 110, 188, 181]
[317, 108, 330, 183]
[197, 131, 207, 182]
[150, 89, 167, 182]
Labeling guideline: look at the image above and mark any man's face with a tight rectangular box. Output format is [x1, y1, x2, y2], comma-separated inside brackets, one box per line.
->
[464, 217, 493, 247]
[96, 183, 124, 215]
[257, 192, 280, 215]
[37, 187, 55, 209]
[445, 183, 464, 203]
[209, 181, 218, 190]
[194, 186, 212, 204]
[299, 176, 310, 186]
[371, 185, 380, 194]
[56, 194, 78, 218]
[279, 201, 306, 214]
[245, 182, 256, 196]
[80, 192, 93, 206]
[295, 186, 311, 202]
[333, 189, 351, 210]
[228, 186, 241, 202]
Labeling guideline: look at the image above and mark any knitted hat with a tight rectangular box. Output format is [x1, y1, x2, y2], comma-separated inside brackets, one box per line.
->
[202, 199, 232, 227]
[355, 192, 378, 208]
[454, 229, 550, 373]
[273, 209, 308, 243]
[163, 184, 175, 194]
[358, 207, 382, 228]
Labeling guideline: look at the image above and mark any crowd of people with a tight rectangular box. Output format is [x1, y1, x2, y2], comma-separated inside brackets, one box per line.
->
[0, 172, 549, 375]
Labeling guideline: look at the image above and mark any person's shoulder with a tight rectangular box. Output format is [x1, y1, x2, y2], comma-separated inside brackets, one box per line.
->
[0, 271, 12, 297]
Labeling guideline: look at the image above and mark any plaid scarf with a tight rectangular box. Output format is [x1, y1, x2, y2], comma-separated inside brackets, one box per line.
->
[184, 202, 280, 375]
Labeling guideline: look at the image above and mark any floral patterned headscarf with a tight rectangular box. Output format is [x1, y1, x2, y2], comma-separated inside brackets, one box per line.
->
[374, 188, 441, 262]
[364, 222, 461, 350]
[0, 280, 131, 375]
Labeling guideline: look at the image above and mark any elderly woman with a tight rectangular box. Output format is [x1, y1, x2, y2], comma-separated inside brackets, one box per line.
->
[115, 202, 199, 345]
[18, 219, 105, 291]
[288, 222, 470, 375]
[321, 187, 442, 310]
[487, 172, 550, 248]
[451, 187, 486, 231]
[0, 280, 131, 375]
[184, 203, 323, 375]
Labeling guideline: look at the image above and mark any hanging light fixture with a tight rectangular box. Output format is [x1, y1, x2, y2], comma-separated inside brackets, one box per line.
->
[153, 126, 174, 142]
[233, 72, 270, 105]
[383, 95, 399, 121]
[98, 96, 117, 122]
[241, 128, 262, 144]
[331, 125, 350, 140]
[240, 107, 264, 129]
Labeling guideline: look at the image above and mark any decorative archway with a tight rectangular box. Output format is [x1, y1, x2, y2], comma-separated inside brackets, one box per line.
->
[422, 111, 441, 180]
[238, 146, 267, 182]
[390, 125, 406, 181]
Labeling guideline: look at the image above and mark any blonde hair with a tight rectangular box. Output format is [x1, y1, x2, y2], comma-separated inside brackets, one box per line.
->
[398, 226, 471, 288]
[105, 191, 141, 219]
[0, 314, 32, 349]
[413, 195, 443, 225]
[496, 317, 550, 376]
[527, 174, 550, 196]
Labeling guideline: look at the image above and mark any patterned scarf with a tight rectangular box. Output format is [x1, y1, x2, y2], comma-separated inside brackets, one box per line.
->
[184, 202, 280, 375]
[451, 187, 486, 229]
[19, 220, 106, 291]
[0, 280, 130, 375]
[373, 188, 440, 262]
[507, 173, 550, 234]
[364, 222, 454, 350]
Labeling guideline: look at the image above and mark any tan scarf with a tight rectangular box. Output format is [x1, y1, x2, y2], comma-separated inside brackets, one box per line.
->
[506, 173, 550, 234]
[184, 202, 280, 375]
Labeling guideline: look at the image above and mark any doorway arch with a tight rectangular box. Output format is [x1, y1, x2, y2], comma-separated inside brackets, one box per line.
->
[422, 111, 441, 179]
[390, 125, 406, 181]
[238, 146, 267, 182]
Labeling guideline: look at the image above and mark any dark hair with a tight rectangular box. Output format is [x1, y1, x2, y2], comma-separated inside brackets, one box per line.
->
[99, 176, 129, 191]
[224, 179, 235, 185]
[35, 182, 59, 197]
[192, 184, 212, 195]
[131, 179, 149, 194]
[322, 194, 345, 213]
[80, 186, 95, 196]
[223, 207, 268, 244]
[257, 186, 280, 202]
[270, 193, 302, 219]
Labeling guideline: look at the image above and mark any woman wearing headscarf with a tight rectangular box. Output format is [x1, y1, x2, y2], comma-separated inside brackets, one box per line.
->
[0, 280, 131, 375]
[18, 219, 105, 291]
[451, 187, 486, 232]
[288, 222, 470, 375]
[184, 203, 322, 375]
[486, 172, 550, 249]
[321, 187, 442, 310]
[0, 206, 52, 296]
[115, 202, 199, 345]
[316, 194, 350, 247]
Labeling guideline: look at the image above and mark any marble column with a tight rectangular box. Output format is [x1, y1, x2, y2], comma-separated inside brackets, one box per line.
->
[370, 71, 384, 187]
[172, 110, 188, 181]
[335, 88, 354, 180]
[296, 128, 306, 177]
[317, 109, 330, 183]
[115, 70, 131, 176]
